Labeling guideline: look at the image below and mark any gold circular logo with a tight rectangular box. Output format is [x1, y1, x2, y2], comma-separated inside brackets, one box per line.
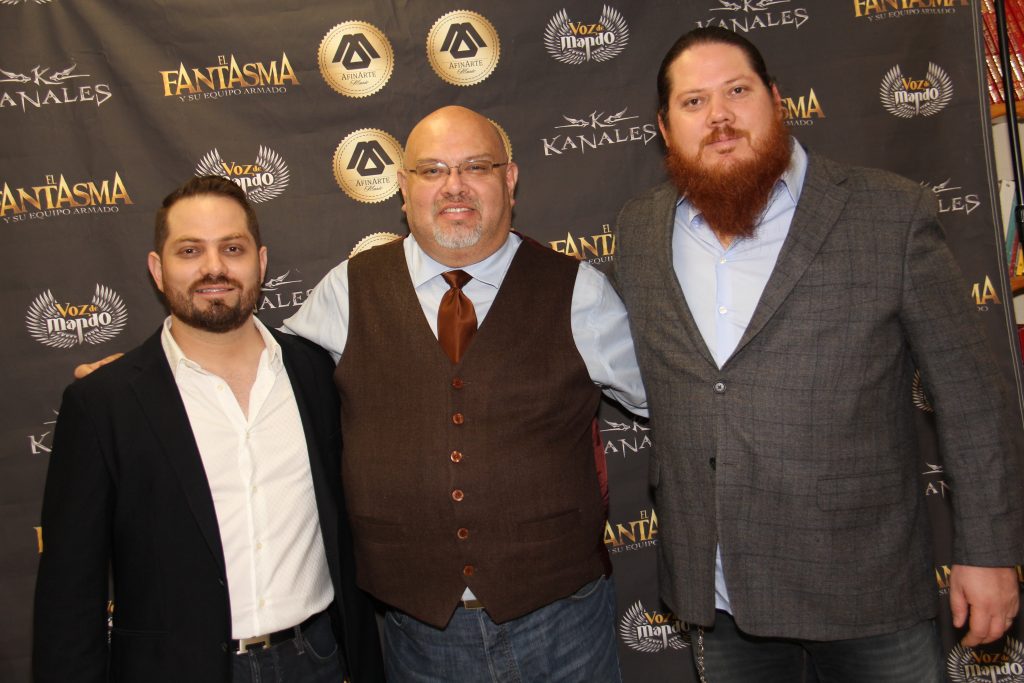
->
[318, 21, 394, 98]
[488, 118, 513, 162]
[349, 231, 403, 259]
[332, 129, 404, 203]
[426, 10, 500, 86]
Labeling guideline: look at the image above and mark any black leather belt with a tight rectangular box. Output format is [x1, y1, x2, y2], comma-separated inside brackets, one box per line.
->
[231, 611, 323, 654]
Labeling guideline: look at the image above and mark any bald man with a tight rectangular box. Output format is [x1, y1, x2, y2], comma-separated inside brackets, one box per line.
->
[283, 106, 646, 682]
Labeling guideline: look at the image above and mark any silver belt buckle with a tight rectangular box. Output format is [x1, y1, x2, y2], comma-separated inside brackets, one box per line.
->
[237, 633, 272, 653]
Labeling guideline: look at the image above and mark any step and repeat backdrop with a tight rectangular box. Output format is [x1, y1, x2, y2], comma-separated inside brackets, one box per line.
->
[3, 1, 1023, 681]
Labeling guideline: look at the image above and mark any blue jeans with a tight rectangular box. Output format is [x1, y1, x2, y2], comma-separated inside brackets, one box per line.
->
[383, 576, 622, 682]
[693, 610, 943, 683]
[232, 611, 345, 683]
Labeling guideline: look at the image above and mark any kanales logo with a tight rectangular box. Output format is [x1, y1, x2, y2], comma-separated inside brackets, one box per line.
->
[0, 62, 112, 113]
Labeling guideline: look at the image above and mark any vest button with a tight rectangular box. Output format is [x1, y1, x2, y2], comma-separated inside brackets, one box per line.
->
[451, 378, 465, 389]
[452, 413, 465, 425]
[463, 564, 475, 576]
[709, 457, 716, 470]
[713, 381, 726, 394]
[457, 527, 469, 540]
[451, 489, 464, 502]
[450, 450, 463, 463]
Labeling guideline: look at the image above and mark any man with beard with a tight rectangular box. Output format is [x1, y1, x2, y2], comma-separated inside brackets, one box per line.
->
[614, 27, 1023, 682]
[33, 176, 384, 683]
[282, 105, 645, 681]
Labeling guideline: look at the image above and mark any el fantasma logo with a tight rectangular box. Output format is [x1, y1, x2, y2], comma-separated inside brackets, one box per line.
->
[605, 507, 658, 554]
[781, 88, 825, 126]
[159, 52, 299, 101]
[696, 0, 810, 33]
[195, 146, 289, 203]
[544, 5, 628, 65]
[854, 0, 969, 21]
[1, 172, 132, 223]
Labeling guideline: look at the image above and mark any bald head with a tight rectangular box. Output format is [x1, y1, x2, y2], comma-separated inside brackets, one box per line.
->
[398, 106, 518, 268]
[404, 106, 506, 161]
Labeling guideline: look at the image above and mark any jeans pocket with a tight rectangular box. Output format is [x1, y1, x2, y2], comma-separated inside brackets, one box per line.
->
[568, 576, 604, 602]
[301, 620, 339, 663]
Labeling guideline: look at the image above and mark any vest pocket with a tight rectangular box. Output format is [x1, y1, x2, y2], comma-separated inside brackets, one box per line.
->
[515, 508, 581, 542]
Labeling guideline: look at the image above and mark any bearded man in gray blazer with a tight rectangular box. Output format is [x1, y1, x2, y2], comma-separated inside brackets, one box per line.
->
[614, 26, 1023, 682]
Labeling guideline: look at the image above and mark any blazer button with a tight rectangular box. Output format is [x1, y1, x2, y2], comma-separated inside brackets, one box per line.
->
[451, 489, 465, 502]
[452, 378, 465, 389]
[463, 564, 475, 577]
[452, 413, 465, 425]
[221, 642, 228, 652]
[713, 381, 726, 394]
[709, 457, 716, 470]
[450, 450, 463, 463]
[457, 527, 469, 540]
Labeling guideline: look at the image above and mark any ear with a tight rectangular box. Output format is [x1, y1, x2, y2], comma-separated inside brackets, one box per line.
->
[504, 161, 519, 207]
[771, 84, 783, 117]
[658, 114, 670, 147]
[397, 169, 409, 212]
[258, 245, 268, 283]
[147, 251, 164, 293]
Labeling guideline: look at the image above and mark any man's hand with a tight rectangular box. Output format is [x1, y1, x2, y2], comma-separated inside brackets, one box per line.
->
[949, 564, 1020, 646]
[73, 353, 123, 379]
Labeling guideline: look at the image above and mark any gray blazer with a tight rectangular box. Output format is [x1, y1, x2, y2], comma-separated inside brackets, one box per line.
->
[614, 150, 1023, 641]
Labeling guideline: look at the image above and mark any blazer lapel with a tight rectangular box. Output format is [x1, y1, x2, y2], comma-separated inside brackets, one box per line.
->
[130, 332, 227, 572]
[650, 182, 720, 369]
[730, 152, 849, 359]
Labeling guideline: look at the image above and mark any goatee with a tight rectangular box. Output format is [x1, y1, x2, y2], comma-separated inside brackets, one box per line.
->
[665, 116, 791, 242]
[165, 274, 257, 333]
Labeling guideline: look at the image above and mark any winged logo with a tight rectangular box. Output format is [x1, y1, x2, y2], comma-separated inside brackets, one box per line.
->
[618, 601, 688, 653]
[946, 636, 1024, 683]
[911, 369, 934, 413]
[26, 285, 127, 349]
[544, 5, 629, 65]
[194, 146, 289, 203]
[880, 63, 953, 118]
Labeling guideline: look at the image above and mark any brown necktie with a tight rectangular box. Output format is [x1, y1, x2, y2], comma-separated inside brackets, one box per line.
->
[437, 270, 477, 363]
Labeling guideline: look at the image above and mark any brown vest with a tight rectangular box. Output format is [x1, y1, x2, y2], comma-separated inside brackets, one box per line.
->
[335, 237, 606, 627]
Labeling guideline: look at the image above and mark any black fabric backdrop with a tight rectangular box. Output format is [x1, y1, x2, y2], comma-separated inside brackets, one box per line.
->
[2, 1, 1023, 681]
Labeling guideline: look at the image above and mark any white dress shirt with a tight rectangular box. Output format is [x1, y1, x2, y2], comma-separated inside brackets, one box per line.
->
[161, 317, 333, 638]
[672, 141, 808, 613]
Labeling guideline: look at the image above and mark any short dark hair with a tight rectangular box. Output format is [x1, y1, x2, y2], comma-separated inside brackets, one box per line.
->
[656, 26, 774, 124]
[154, 175, 261, 253]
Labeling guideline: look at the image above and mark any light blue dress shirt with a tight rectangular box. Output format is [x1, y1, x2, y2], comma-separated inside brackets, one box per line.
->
[672, 141, 808, 613]
[282, 232, 648, 414]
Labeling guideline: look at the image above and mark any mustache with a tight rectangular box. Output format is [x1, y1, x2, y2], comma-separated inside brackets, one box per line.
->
[701, 125, 749, 148]
[188, 274, 243, 294]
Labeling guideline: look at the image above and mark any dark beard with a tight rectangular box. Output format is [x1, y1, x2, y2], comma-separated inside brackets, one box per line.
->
[165, 274, 257, 333]
[665, 116, 791, 241]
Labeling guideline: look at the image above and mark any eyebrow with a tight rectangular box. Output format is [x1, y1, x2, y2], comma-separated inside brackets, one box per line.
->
[169, 233, 251, 244]
[677, 75, 753, 96]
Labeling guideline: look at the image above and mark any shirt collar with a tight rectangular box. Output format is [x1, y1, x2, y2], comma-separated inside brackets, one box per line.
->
[404, 232, 520, 290]
[677, 138, 808, 222]
[160, 315, 281, 377]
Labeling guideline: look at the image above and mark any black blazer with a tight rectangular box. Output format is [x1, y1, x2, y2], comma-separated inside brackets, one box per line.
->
[32, 328, 384, 683]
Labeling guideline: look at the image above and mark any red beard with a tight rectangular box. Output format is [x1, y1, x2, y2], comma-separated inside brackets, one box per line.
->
[665, 116, 791, 242]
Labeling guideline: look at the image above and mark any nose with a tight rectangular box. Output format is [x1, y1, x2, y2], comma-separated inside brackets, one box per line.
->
[199, 250, 227, 277]
[707, 93, 734, 127]
[440, 164, 466, 195]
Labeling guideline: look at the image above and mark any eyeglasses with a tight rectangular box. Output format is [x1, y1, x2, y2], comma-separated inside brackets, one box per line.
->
[405, 159, 508, 181]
